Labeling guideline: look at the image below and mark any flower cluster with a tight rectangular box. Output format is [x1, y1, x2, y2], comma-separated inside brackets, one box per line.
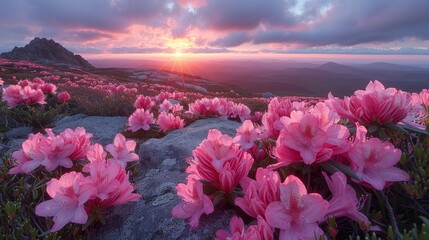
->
[1, 77, 70, 108]
[327, 80, 412, 126]
[172, 80, 425, 239]
[188, 97, 251, 122]
[173, 129, 254, 227]
[9, 128, 141, 232]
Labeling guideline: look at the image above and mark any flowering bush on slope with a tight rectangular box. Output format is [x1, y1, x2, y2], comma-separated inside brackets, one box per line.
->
[0, 77, 72, 129]
[173, 80, 429, 239]
[7, 128, 141, 233]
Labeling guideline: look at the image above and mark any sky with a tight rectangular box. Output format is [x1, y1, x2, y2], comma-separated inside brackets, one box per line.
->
[0, 0, 429, 60]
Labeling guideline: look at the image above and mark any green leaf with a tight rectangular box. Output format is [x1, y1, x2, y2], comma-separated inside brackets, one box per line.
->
[320, 160, 361, 181]
[384, 122, 408, 134]
[397, 124, 428, 135]
[212, 192, 225, 206]
[419, 216, 429, 226]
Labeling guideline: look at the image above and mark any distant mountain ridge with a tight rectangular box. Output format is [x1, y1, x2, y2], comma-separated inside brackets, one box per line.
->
[0, 37, 94, 69]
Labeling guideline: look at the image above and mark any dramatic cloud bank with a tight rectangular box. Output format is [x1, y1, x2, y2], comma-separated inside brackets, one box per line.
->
[0, 0, 428, 54]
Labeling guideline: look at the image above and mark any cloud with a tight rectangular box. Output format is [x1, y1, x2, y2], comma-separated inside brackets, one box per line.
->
[185, 47, 231, 53]
[110, 47, 174, 54]
[0, 0, 428, 54]
[209, 32, 251, 47]
[253, 0, 429, 46]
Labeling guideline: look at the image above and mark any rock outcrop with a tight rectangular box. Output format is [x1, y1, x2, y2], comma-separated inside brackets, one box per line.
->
[53, 114, 127, 145]
[93, 118, 241, 240]
[0, 37, 94, 69]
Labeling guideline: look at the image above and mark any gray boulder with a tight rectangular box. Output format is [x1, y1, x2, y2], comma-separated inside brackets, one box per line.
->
[53, 115, 127, 145]
[93, 118, 241, 240]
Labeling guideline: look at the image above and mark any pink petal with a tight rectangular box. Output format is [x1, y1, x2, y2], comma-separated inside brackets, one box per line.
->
[265, 201, 291, 230]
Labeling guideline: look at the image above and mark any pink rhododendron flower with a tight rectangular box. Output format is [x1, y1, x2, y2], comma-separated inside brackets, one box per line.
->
[262, 97, 306, 139]
[216, 216, 273, 240]
[128, 109, 155, 132]
[265, 175, 328, 240]
[235, 168, 281, 219]
[134, 94, 153, 110]
[420, 89, 429, 108]
[188, 129, 254, 193]
[40, 135, 76, 171]
[401, 93, 427, 130]
[9, 128, 93, 173]
[57, 91, 71, 103]
[0, 78, 3, 85]
[86, 160, 141, 208]
[20, 86, 46, 105]
[271, 107, 349, 168]
[348, 137, 409, 190]
[35, 172, 96, 232]
[87, 143, 107, 163]
[172, 177, 214, 228]
[322, 172, 369, 224]
[171, 103, 184, 113]
[54, 127, 93, 160]
[222, 102, 251, 122]
[9, 133, 47, 174]
[156, 112, 185, 133]
[327, 80, 412, 126]
[105, 133, 139, 168]
[233, 120, 260, 149]
[82, 143, 107, 172]
[2, 85, 23, 108]
[188, 97, 222, 116]
[159, 99, 173, 112]
[40, 82, 57, 94]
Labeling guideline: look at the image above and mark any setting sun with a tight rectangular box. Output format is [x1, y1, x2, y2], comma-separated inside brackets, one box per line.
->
[175, 51, 183, 57]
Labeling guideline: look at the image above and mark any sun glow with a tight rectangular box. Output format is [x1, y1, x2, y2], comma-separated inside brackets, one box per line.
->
[175, 51, 183, 57]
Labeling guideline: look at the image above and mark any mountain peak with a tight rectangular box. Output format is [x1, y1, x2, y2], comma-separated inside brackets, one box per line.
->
[0, 37, 94, 69]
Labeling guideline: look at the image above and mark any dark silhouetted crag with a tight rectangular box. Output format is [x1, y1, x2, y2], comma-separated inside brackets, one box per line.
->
[0, 37, 94, 69]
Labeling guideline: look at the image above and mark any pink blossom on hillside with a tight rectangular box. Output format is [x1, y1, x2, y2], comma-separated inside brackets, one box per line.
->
[265, 175, 328, 240]
[322, 172, 369, 224]
[9, 128, 92, 174]
[348, 137, 409, 190]
[128, 109, 155, 132]
[420, 89, 429, 108]
[9, 133, 47, 174]
[262, 97, 305, 138]
[17, 79, 31, 87]
[155, 91, 171, 102]
[156, 112, 185, 133]
[188, 97, 221, 116]
[235, 168, 281, 219]
[0, 78, 3, 85]
[401, 93, 427, 130]
[55, 127, 93, 160]
[216, 216, 273, 240]
[40, 82, 57, 94]
[159, 99, 173, 112]
[82, 143, 107, 172]
[134, 95, 153, 110]
[189, 129, 254, 193]
[172, 177, 214, 228]
[2, 85, 22, 108]
[35, 172, 96, 232]
[57, 91, 71, 103]
[86, 160, 141, 208]
[327, 80, 412, 126]
[233, 120, 260, 150]
[20, 86, 46, 106]
[272, 107, 349, 168]
[105, 134, 139, 168]
[223, 102, 251, 122]
[39, 135, 76, 171]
